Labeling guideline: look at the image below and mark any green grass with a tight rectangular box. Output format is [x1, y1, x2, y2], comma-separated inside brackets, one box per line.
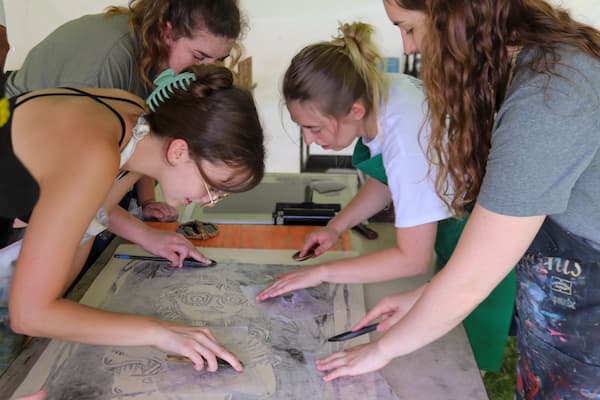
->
[483, 336, 518, 400]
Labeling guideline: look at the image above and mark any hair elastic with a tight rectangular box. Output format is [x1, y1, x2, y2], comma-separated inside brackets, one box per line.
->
[146, 68, 196, 112]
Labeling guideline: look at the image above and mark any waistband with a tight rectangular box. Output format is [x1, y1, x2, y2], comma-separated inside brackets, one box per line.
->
[527, 217, 600, 264]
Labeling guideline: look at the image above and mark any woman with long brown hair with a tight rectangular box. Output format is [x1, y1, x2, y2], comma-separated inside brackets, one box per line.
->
[2, 0, 244, 235]
[316, 1, 600, 398]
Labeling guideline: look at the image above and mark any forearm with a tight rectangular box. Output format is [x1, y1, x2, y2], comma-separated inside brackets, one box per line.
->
[107, 206, 150, 243]
[135, 176, 157, 207]
[328, 178, 391, 234]
[11, 298, 163, 347]
[321, 246, 431, 284]
[376, 270, 484, 358]
[375, 205, 544, 359]
[322, 219, 436, 283]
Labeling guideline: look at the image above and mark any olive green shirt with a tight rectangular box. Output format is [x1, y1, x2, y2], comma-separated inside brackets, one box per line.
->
[5, 14, 147, 98]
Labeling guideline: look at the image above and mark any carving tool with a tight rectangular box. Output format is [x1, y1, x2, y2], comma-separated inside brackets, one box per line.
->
[291, 243, 319, 261]
[327, 323, 378, 342]
[113, 254, 217, 268]
[165, 355, 243, 369]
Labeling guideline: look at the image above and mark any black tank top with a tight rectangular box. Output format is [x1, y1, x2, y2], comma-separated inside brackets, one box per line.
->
[0, 88, 144, 221]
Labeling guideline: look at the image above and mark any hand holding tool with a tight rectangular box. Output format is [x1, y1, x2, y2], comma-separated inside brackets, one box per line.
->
[327, 323, 378, 342]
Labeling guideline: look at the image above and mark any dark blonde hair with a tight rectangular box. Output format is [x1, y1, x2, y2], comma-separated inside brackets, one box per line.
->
[146, 64, 265, 192]
[283, 22, 388, 119]
[392, 0, 427, 12]
[106, 0, 244, 89]
[397, 0, 600, 213]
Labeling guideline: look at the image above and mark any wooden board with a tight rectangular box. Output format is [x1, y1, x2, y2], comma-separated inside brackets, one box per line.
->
[143, 222, 352, 251]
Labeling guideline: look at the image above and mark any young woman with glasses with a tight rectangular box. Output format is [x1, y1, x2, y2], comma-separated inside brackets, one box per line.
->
[0, 64, 264, 373]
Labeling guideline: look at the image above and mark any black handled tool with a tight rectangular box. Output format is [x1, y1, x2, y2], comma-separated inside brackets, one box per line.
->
[351, 223, 379, 240]
[165, 355, 243, 369]
[327, 323, 378, 342]
[114, 254, 217, 268]
[291, 243, 320, 261]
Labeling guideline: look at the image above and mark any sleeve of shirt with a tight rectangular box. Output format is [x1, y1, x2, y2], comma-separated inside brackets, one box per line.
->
[478, 63, 600, 217]
[96, 38, 146, 97]
[382, 111, 451, 228]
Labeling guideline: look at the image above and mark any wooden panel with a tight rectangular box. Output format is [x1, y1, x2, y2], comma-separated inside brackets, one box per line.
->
[144, 222, 352, 251]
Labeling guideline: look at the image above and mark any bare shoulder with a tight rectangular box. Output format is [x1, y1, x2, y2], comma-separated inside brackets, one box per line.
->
[9, 87, 146, 206]
[12, 115, 120, 188]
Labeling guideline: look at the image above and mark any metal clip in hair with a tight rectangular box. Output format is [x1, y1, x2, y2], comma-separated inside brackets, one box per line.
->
[146, 68, 197, 112]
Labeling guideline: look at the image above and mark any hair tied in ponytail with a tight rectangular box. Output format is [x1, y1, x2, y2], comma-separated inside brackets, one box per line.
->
[146, 68, 196, 112]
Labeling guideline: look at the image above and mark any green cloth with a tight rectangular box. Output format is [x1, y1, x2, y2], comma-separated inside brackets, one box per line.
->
[352, 140, 387, 184]
[436, 216, 516, 372]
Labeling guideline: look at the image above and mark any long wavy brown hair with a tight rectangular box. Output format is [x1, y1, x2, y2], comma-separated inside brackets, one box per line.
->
[396, 0, 600, 214]
[106, 0, 243, 90]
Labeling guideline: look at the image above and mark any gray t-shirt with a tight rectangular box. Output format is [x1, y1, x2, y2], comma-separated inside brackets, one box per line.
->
[478, 45, 600, 243]
[5, 13, 147, 98]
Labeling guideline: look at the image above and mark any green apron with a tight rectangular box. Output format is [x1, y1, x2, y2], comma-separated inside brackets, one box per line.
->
[436, 217, 516, 372]
[354, 140, 515, 372]
[352, 139, 388, 184]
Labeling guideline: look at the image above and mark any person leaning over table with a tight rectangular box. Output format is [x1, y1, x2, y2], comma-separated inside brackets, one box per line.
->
[0, 64, 264, 374]
[256, 19, 515, 373]
[1, 0, 245, 248]
[257, 21, 449, 308]
[314, 1, 600, 399]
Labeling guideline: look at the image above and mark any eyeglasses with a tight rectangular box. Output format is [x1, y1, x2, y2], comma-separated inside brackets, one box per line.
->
[200, 175, 230, 207]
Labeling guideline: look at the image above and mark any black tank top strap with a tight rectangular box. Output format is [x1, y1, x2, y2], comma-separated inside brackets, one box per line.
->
[14, 87, 145, 147]
[61, 87, 140, 147]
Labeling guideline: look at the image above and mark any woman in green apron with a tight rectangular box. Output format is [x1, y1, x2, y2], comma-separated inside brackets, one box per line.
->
[256, 21, 515, 372]
[257, 22, 447, 296]
[357, 139, 515, 373]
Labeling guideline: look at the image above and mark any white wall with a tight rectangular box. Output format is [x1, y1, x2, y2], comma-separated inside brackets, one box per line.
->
[4, 0, 600, 172]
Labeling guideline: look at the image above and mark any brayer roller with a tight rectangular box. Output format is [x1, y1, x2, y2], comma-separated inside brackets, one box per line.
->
[272, 202, 340, 226]
[273, 181, 342, 225]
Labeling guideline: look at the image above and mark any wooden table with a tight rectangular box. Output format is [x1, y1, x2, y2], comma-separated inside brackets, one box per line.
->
[1, 222, 487, 400]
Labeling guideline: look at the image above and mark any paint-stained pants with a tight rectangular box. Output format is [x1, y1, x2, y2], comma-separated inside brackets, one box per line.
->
[516, 218, 600, 399]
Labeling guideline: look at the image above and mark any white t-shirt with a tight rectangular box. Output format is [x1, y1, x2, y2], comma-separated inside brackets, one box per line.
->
[362, 74, 451, 228]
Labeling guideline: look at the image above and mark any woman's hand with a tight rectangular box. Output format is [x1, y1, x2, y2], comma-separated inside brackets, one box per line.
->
[298, 226, 341, 258]
[141, 201, 179, 222]
[139, 228, 210, 267]
[316, 341, 392, 381]
[155, 322, 243, 372]
[16, 391, 47, 400]
[256, 266, 326, 301]
[351, 286, 425, 332]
